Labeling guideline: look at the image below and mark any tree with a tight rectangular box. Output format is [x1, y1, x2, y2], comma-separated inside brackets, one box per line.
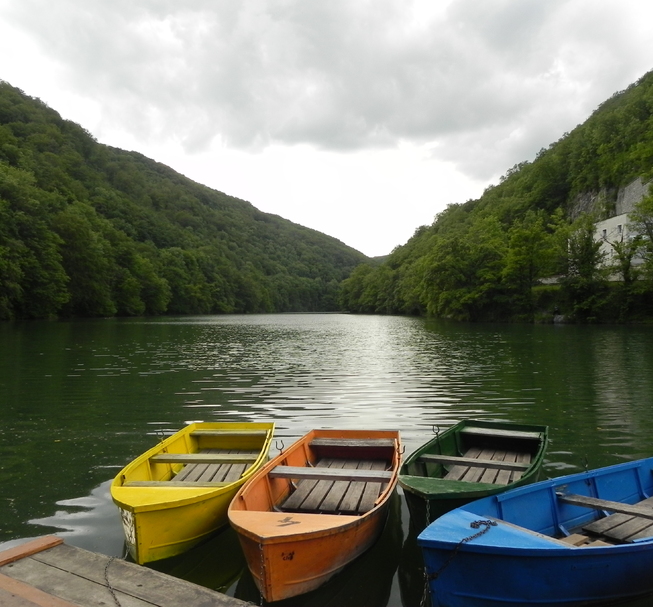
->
[561, 213, 607, 321]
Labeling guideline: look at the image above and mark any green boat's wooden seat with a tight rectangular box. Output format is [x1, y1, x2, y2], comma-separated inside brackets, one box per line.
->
[435, 447, 532, 485]
[277, 458, 391, 515]
[559, 494, 653, 543]
[458, 427, 543, 441]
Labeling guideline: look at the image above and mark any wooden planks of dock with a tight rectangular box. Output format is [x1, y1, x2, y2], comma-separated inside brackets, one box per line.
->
[0, 536, 248, 607]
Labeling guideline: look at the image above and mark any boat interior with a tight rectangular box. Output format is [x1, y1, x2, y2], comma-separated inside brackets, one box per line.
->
[273, 438, 397, 515]
[121, 428, 271, 487]
[412, 426, 542, 486]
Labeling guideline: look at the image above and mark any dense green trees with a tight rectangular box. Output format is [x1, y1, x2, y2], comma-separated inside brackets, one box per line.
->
[339, 70, 653, 323]
[0, 81, 366, 320]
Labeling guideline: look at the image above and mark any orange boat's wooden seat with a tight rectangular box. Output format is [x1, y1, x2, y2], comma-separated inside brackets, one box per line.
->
[278, 458, 391, 515]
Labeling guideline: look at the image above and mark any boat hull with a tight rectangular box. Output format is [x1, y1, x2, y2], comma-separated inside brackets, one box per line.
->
[111, 421, 274, 564]
[228, 428, 401, 601]
[419, 457, 653, 606]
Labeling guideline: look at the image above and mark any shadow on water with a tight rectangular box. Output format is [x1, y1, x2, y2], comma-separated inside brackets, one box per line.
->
[398, 517, 430, 607]
[234, 491, 403, 607]
[146, 524, 246, 594]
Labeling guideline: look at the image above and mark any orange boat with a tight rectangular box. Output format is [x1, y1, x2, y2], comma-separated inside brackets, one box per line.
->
[228, 428, 401, 602]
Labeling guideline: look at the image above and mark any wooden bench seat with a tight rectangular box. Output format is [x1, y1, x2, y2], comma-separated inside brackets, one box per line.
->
[309, 438, 396, 449]
[418, 453, 530, 472]
[124, 480, 230, 488]
[278, 458, 390, 515]
[459, 427, 543, 440]
[190, 429, 269, 438]
[557, 494, 653, 543]
[269, 466, 393, 482]
[151, 453, 259, 464]
[165, 449, 259, 484]
[441, 447, 531, 485]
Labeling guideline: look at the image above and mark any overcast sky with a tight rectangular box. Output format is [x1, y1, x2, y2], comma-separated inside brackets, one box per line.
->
[1, 1, 653, 257]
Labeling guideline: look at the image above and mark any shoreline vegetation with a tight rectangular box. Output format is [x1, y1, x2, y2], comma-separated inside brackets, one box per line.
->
[339, 70, 653, 325]
[4, 70, 653, 324]
[0, 81, 366, 321]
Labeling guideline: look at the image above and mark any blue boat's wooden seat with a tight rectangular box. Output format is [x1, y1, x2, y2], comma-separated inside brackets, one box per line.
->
[436, 447, 532, 485]
[278, 458, 391, 515]
[561, 495, 653, 543]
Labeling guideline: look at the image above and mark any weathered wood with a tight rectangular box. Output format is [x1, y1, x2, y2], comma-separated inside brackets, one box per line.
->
[269, 465, 393, 483]
[151, 453, 258, 464]
[418, 453, 530, 472]
[357, 460, 388, 513]
[442, 446, 482, 481]
[0, 537, 63, 567]
[558, 493, 653, 520]
[300, 460, 347, 511]
[459, 427, 543, 440]
[0, 572, 80, 607]
[0, 539, 248, 607]
[280, 458, 334, 511]
[583, 496, 653, 542]
[190, 429, 268, 437]
[124, 480, 230, 487]
[339, 460, 374, 513]
[309, 438, 396, 449]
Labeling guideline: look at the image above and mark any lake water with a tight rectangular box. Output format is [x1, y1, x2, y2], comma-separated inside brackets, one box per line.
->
[2, 314, 653, 605]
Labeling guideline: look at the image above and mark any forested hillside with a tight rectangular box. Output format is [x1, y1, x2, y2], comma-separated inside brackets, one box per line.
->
[340, 70, 653, 323]
[0, 82, 367, 320]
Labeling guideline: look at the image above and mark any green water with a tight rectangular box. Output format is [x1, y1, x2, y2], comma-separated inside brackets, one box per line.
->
[2, 314, 653, 605]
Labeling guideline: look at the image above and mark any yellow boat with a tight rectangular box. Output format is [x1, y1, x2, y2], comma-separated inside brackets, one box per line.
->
[111, 421, 274, 564]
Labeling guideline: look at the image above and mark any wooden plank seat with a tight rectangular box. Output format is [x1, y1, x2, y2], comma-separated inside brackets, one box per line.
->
[459, 427, 543, 440]
[190, 429, 269, 438]
[277, 458, 391, 515]
[140, 449, 260, 485]
[269, 467, 393, 482]
[558, 494, 653, 543]
[309, 438, 397, 449]
[418, 454, 530, 472]
[441, 447, 532, 485]
[151, 453, 259, 464]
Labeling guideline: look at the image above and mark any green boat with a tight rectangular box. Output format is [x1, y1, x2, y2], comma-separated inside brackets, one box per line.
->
[399, 419, 548, 530]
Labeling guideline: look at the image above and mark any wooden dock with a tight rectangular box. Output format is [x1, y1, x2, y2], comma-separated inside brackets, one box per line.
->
[0, 536, 248, 607]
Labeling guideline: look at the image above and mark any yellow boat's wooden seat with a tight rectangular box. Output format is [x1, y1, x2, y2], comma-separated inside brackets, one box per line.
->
[277, 458, 391, 515]
[131, 449, 260, 485]
[433, 447, 532, 485]
[190, 429, 269, 438]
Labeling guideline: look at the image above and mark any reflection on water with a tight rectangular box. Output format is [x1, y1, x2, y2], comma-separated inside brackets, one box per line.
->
[2, 314, 653, 605]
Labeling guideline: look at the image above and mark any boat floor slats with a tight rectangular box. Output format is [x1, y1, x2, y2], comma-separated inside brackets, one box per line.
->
[559, 533, 614, 547]
[171, 449, 258, 484]
[582, 496, 653, 542]
[279, 458, 389, 515]
[443, 448, 532, 485]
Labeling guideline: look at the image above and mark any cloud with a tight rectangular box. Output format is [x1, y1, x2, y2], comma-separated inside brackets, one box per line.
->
[2, 0, 653, 255]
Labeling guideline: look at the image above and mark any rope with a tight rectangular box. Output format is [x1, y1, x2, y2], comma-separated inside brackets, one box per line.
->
[427, 519, 497, 581]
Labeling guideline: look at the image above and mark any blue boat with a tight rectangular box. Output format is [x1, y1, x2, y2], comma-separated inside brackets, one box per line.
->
[418, 457, 653, 606]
